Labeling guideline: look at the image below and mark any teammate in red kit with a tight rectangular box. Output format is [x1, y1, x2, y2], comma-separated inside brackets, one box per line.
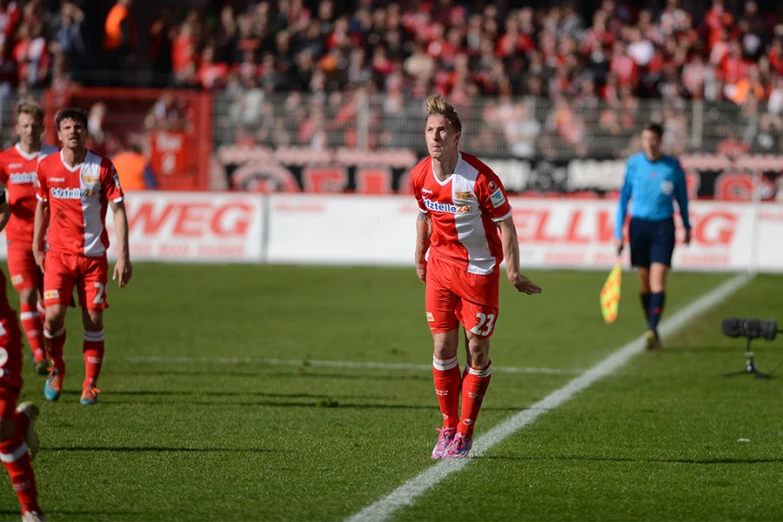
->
[0, 177, 46, 521]
[411, 95, 541, 459]
[33, 107, 132, 405]
[0, 103, 59, 375]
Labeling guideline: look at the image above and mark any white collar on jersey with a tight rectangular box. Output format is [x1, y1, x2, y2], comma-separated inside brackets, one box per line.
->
[14, 143, 41, 161]
[59, 149, 85, 172]
[431, 151, 463, 187]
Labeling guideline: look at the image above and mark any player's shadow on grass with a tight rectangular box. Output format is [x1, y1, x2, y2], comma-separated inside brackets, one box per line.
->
[0, 509, 140, 517]
[479, 455, 783, 464]
[44, 446, 275, 453]
[655, 345, 741, 354]
[122, 369, 432, 382]
[98, 398, 522, 411]
[105, 389, 384, 400]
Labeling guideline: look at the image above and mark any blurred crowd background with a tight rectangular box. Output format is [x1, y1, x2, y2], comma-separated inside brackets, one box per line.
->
[1, 0, 782, 183]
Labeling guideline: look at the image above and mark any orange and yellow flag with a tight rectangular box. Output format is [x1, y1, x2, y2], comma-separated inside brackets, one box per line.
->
[600, 263, 622, 324]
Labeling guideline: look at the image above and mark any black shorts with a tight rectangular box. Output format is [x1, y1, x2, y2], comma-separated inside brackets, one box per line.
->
[629, 217, 675, 268]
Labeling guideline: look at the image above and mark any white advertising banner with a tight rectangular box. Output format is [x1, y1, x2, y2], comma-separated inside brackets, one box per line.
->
[104, 192, 265, 262]
[266, 194, 419, 266]
[1, 191, 780, 272]
[266, 195, 782, 272]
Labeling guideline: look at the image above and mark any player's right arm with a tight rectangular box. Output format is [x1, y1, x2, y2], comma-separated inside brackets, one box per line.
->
[614, 159, 634, 254]
[33, 161, 50, 271]
[415, 212, 430, 284]
[412, 171, 430, 284]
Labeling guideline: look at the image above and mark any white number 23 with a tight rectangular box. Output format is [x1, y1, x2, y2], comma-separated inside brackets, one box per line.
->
[472, 313, 496, 336]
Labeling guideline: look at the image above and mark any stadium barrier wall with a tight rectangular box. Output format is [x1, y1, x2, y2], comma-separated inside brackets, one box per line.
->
[0, 192, 780, 273]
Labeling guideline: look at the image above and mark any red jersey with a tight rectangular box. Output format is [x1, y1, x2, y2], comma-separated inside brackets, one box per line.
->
[411, 152, 512, 275]
[36, 150, 124, 257]
[0, 143, 59, 242]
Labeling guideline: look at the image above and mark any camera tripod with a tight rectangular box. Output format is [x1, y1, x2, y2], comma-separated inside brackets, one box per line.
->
[722, 337, 774, 379]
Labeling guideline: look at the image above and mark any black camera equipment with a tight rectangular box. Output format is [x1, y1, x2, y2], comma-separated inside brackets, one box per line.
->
[721, 318, 782, 379]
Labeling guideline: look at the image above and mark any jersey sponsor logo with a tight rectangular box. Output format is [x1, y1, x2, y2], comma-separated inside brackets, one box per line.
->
[455, 191, 476, 200]
[423, 198, 471, 214]
[51, 187, 84, 199]
[661, 180, 674, 195]
[8, 172, 36, 184]
[490, 188, 506, 208]
[44, 290, 59, 300]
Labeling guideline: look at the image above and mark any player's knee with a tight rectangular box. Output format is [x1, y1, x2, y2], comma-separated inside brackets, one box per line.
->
[18, 287, 36, 305]
[432, 330, 458, 359]
[0, 417, 15, 442]
[82, 309, 103, 330]
[44, 307, 66, 332]
[466, 336, 491, 368]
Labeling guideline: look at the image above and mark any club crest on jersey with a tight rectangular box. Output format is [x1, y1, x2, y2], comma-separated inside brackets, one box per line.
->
[423, 198, 471, 214]
[455, 191, 476, 201]
[79, 171, 100, 198]
[81, 171, 99, 185]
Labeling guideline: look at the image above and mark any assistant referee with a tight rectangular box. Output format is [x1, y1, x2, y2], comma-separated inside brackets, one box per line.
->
[615, 122, 691, 350]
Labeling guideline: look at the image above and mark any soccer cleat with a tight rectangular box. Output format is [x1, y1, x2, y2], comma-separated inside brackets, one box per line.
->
[33, 358, 49, 376]
[43, 370, 63, 402]
[644, 330, 661, 351]
[21, 511, 47, 522]
[443, 433, 473, 459]
[431, 427, 456, 459]
[80, 386, 100, 406]
[16, 402, 39, 461]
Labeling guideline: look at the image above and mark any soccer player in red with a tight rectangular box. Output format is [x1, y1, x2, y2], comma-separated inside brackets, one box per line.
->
[33, 107, 132, 406]
[0, 102, 59, 375]
[411, 95, 542, 459]
[0, 181, 46, 522]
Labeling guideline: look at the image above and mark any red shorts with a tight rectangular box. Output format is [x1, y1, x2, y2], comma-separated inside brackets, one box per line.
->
[6, 239, 42, 292]
[44, 251, 109, 310]
[0, 312, 23, 419]
[425, 255, 500, 338]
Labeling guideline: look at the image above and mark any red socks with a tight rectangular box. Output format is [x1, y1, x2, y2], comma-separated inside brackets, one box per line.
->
[458, 362, 493, 438]
[19, 304, 45, 363]
[433, 355, 493, 437]
[432, 354, 461, 430]
[0, 433, 41, 514]
[83, 329, 105, 388]
[43, 327, 66, 374]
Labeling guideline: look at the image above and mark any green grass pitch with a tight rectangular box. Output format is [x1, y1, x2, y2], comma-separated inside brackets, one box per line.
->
[0, 263, 780, 521]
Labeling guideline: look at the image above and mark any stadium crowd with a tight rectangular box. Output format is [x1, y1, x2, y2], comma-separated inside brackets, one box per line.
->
[0, 0, 782, 157]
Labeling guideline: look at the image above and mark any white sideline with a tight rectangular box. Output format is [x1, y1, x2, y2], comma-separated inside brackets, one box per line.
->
[345, 273, 751, 522]
[91, 355, 578, 376]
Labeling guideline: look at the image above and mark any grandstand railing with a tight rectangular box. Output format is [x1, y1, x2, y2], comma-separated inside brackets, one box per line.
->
[213, 92, 781, 159]
[1, 89, 781, 195]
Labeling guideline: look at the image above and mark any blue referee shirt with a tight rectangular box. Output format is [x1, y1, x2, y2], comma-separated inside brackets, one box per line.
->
[614, 152, 691, 239]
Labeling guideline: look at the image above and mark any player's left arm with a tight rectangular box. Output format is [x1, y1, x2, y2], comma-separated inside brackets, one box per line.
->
[477, 171, 541, 295]
[497, 216, 541, 295]
[674, 159, 691, 245]
[0, 185, 9, 234]
[110, 199, 132, 288]
[103, 161, 132, 287]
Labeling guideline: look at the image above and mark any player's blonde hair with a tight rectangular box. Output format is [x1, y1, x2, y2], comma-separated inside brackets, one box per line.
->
[16, 101, 45, 123]
[426, 94, 462, 133]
